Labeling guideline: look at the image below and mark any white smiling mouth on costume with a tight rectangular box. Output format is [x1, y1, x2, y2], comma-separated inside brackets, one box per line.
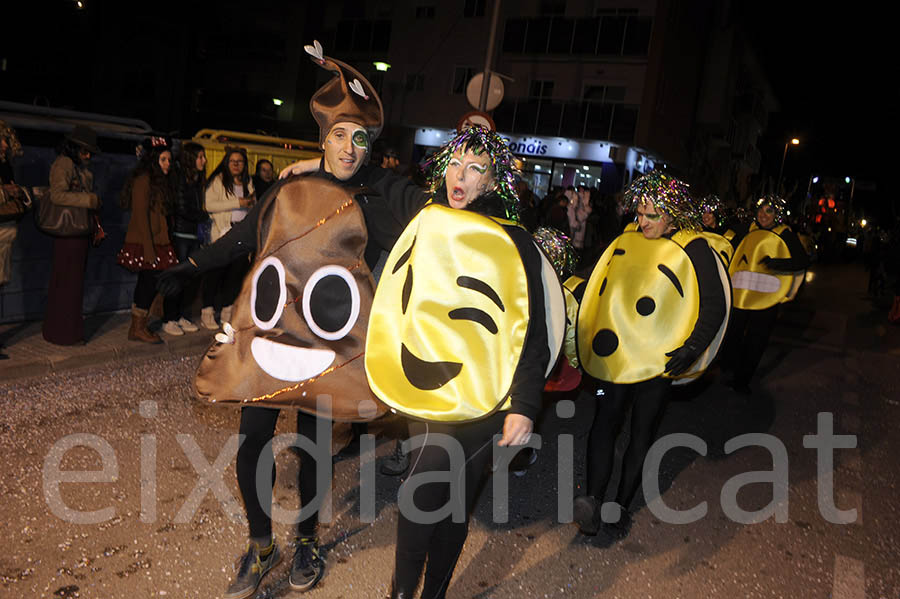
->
[732, 270, 780, 293]
[250, 337, 335, 382]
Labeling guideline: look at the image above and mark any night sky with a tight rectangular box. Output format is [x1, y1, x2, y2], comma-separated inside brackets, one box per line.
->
[741, 1, 890, 185]
[4, 1, 889, 209]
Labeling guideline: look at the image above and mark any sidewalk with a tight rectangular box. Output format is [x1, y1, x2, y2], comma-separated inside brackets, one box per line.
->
[0, 312, 215, 381]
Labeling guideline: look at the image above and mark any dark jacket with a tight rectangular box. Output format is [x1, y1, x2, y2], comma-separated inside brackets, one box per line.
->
[172, 168, 208, 237]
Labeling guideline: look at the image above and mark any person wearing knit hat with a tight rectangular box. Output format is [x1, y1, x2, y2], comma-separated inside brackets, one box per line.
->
[720, 194, 809, 394]
[158, 41, 431, 599]
[572, 171, 728, 538]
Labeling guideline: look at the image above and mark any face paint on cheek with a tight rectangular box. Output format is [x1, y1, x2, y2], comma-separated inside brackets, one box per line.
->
[352, 129, 369, 151]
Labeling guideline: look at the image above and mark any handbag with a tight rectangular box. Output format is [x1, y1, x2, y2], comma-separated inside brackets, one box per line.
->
[0, 185, 29, 223]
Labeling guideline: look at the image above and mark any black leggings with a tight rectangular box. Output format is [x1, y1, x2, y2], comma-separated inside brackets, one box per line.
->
[236, 407, 329, 540]
[393, 412, 505, 599]
[723, 306, 779, 386]
[133, 270, 159, 311]
[585, 377, 671, 509]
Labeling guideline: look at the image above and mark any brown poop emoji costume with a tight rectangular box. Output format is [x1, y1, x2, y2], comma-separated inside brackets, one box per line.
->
[193, 176, 383, 421]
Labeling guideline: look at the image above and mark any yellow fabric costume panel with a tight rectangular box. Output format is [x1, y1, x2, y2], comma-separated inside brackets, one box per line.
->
[365, 204, 531, 422]
[562, 276, 585, 369]
[577, 231, 701, 384]
[729, 224, 802, 310]
[700, 231, 734, 266]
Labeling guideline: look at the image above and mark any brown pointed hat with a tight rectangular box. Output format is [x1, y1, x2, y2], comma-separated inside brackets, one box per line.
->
[305, 40, 384, 146]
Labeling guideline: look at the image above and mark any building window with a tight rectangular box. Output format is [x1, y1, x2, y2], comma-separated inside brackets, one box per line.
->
[405, 73, 425, 92]
[530, 79, 554, 99]
[332, 19, 392, 53]
[451, 66, 478, 94]
[540, 0, 566, 16]
[503, 13, 651, 56]
[582, 85, 625, 104]
[416, 5, 435, 19]
[464, 0, 486, 17]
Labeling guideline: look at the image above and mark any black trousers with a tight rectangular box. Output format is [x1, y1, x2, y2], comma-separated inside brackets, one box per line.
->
[163, 236, 201, 321]
[723, 305, 779, 386]
[236, 407, 329, 540]
[202, 257, 249, 311]
[393, 412, 505, 599]
[585, 376, 671, 509]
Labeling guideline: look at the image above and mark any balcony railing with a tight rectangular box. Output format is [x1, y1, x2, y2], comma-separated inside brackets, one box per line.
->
[493, 99, 639, 144]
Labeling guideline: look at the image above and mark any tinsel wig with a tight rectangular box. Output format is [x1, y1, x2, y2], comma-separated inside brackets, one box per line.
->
[624, 170, 699, 231]
[533, 226, 577, 279]
[756, 194, 788, 224]
[424, 126, 520, 221]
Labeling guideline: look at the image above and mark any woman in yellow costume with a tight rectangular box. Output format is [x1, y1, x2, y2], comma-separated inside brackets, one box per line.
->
[573, 171, 727, 538]
[721, 195, 809, 394]
[365, 127, 551, 598]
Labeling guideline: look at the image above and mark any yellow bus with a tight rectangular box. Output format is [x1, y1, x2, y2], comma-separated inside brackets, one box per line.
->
[191, 129, 321, 177]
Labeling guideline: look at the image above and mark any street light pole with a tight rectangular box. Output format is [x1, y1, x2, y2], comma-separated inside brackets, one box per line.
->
[478, 0, 502, 111]
[777, 137, 799, 193]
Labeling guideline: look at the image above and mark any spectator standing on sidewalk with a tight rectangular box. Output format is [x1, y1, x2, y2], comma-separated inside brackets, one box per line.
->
[201, 147, 255, 329]
[116, 136, 178, 343]
[162, 141, 208, 334]
[252, 158, 275, 200]
[42, 126, 102, 346]
[1, 121, 29, 359]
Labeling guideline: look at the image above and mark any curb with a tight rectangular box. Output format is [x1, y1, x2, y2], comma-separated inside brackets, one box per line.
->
[0, 332, 214, 383]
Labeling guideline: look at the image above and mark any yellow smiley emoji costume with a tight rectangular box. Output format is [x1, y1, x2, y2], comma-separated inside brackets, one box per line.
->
[700, 230, 735, 266]
[729, 223, 804, 310]
[366, 203, 558, 422]
[577, 229, 730, 384]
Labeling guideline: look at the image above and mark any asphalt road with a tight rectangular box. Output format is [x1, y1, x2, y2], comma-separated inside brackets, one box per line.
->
[1, 262, 897, 598]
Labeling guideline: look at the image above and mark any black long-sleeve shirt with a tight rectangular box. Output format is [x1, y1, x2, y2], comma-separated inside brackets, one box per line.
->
[680, 236, 728, 354]
[190, 161, 426, 272]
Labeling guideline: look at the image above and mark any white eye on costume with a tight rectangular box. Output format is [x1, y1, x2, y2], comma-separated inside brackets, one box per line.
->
[251, 256, 287, 330]
[302, 265, 361, 340]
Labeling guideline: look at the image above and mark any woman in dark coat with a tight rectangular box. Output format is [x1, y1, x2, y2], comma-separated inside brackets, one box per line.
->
[42, 126, 101, 346]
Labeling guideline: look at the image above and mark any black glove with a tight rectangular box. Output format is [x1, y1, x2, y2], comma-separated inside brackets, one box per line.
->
[760, 256, 793, 271]
[664, 343, 701, 376]
[157, 260, 199, 297]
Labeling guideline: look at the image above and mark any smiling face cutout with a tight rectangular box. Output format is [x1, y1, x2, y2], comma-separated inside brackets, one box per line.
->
[193, 177, 382, 421]
[365, 204, 531, 422]
[577, 231, 701, 384]
[729, 226, 798, 310]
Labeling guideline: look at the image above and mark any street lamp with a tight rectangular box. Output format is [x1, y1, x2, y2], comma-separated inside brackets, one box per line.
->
[777, 138, 800, 192]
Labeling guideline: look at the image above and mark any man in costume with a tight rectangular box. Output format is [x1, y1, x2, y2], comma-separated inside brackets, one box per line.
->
[722, 195, 809, 394]
[159, 41, 427, 598]
[572, 171, 728, 538]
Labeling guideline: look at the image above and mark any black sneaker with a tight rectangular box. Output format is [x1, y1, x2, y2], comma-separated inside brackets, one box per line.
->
[290, 536, 325, 592]
[223, 541, 281, 599]
[510, 448, 538, 477]
[572, 495, 601, 535]
[380, 439, 410, 476]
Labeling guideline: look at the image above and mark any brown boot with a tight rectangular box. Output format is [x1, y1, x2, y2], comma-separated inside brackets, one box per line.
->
[128, 306, 162, 344]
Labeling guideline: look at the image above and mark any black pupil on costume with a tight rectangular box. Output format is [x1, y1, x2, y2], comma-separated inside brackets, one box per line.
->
[636, 296, 655, 316]
[309, 275, 352, 332]
[255, 265, 280, 322]
[598, 278, 607, 296]
[592, 329, 619, 357]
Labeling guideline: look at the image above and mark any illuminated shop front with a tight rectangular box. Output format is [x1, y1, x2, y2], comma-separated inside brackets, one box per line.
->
[412, 128, 658, 200]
